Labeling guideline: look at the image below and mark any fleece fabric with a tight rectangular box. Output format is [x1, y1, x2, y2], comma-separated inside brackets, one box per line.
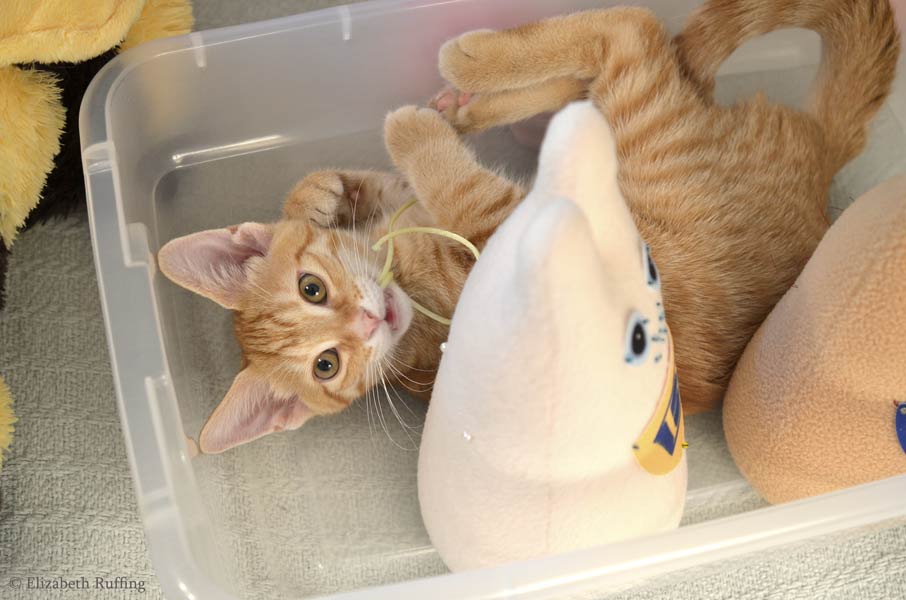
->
[724, 176, 906, 504]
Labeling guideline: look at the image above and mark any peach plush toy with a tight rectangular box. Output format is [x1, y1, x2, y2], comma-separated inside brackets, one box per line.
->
[723, 176, 906, 503]
[417, 102, 688, 571]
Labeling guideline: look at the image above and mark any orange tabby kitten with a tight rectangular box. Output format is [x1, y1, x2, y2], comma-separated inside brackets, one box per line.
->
[159, 107, 525, 453]
[159, 0, 897, 453]
[429, 0, 898, 413]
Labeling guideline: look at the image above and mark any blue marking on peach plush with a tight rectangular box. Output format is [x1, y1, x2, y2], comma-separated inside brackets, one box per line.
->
[896, 403, 906, 455]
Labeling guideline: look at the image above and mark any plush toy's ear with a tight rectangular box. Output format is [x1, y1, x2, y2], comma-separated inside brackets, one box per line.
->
[533, 101, 640, 264]
[517, 198, 613, 351]
[157, 223, 273, 310]
[518, 198, 597, 284]
[199, 368, 313, 454]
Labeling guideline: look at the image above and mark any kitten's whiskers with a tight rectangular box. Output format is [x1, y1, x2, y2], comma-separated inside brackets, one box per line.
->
[377, 366, 420, 449]
[387, 350, 438, 375]
[382, 359, 434, 393]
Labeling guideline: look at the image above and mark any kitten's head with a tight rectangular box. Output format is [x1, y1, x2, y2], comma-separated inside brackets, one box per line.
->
[158, 218, 413, 454]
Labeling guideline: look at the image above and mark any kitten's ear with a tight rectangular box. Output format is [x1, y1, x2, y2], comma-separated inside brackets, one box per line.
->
[199, 368, 313, 454]
[157, 223, 274, 310]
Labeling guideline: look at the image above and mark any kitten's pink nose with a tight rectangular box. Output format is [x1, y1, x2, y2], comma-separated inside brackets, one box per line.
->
[358, 309, 382, 340]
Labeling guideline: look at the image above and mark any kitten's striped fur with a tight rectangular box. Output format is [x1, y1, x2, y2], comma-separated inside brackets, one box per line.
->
[428, 0, 898, 412]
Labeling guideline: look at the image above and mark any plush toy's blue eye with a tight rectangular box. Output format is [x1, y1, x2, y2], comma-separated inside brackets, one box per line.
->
[645, 244, 660, 290]
[624, 312, 650, 365]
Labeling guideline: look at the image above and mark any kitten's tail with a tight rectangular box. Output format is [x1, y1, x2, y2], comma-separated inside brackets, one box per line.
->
[675, 0, 900, 172]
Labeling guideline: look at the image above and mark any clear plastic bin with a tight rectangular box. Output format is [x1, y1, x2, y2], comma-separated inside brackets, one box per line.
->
[80, 0, 906, 598]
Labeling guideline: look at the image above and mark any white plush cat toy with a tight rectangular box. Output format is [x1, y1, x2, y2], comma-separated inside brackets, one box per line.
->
[418, 101, 688, 571]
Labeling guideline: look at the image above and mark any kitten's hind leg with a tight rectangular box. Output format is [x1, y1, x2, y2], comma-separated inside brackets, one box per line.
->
[283, 170, 410, 228]
[430, 77, 589, 134]
[439, 8, 663, 94]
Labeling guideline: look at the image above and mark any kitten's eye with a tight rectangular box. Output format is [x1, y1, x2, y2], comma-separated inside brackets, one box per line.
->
[644, 243, 660, 289]
[314, 349, 340, 380]
[299, 273, 327, 303]
[624, 312, 649, 365]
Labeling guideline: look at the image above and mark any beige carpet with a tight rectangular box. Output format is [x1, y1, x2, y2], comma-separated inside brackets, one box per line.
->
[0, 213, 159, 597]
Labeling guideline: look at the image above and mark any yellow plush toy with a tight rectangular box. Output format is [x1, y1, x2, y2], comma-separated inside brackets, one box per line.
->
[0, 0, 193, 308]
[0, 376, 14, 472]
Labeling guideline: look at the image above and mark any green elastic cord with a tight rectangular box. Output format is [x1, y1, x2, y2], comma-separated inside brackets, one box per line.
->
[377, 198, 416, 288]
[373, 200, 480, 326]
[410, 299, 453, 326]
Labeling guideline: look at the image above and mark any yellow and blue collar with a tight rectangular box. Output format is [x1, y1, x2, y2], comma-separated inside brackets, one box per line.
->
[633, 336, 685, 476]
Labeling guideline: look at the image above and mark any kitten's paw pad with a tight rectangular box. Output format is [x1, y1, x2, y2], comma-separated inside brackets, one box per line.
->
[439, 29, 511, 93]
[430, 87, 472, 113]
[385, 105, 457, 159]
[429, 87, 475, 131]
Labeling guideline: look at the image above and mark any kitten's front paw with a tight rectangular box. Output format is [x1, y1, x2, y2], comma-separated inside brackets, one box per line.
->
[439, 29, 509, 94]
[384, 105, 457, 163]
[284, 170, 355, 226]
